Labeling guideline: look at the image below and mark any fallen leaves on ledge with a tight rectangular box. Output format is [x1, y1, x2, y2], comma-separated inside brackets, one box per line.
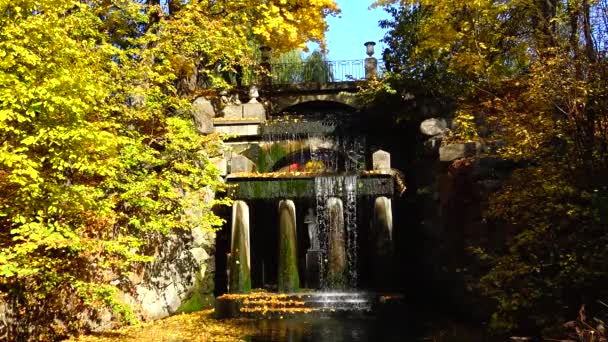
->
[67, 309, 257, 342]
[227, 170, 392, 179]
[212, 117, 262, 122]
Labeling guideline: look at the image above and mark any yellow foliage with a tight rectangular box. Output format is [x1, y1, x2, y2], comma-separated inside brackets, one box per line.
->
[0, 0, 339, 339]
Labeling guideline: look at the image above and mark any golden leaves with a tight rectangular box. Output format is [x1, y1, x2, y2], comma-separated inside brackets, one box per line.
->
[70, 309, 257, 342]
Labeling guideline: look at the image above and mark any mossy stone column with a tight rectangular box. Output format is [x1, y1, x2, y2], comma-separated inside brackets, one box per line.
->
[229, 200, 251, 293]
[278, 200, 300, 292]
[327, 197, 347, 289]
[372, 196, 394, 290]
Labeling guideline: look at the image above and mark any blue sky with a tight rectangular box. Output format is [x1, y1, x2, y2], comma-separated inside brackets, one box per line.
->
[308, 0, 391, 61]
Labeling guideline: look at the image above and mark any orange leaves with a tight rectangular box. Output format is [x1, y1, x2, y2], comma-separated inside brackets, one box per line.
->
[70, 309, 257, 342]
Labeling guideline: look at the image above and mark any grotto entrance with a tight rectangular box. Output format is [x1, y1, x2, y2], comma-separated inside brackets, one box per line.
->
[214, 108, 401, 319]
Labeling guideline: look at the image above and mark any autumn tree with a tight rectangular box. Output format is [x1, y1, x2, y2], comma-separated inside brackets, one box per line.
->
[0, 0, 338, 340]
[373, 0, 608, 334]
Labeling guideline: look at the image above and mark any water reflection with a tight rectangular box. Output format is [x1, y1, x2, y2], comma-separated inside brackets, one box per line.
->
[245, 316, 405, 342]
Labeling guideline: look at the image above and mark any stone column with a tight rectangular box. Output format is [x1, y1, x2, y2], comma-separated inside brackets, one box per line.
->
[327, 197, 347, 289]
[277, 200, 300, 292]
[372, 149, 391, 171]
[229, 200, 251, 293]
[371, 196, 394, 290]
[364, 41, 378, 80]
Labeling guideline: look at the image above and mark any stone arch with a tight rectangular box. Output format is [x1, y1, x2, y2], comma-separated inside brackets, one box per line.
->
[278, 100, 358, 114]
[272, 95, 360, 114]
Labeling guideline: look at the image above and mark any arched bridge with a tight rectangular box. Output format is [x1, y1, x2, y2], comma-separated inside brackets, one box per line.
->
[268, 81, 361, 114]
[263, 58, 373, 113]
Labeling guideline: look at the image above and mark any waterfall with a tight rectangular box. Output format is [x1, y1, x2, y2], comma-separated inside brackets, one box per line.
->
[315, 176, 332, 288]
[344, 175, 358, 288]
[315, 175, 359, 289]
[261, 119, 365, 290]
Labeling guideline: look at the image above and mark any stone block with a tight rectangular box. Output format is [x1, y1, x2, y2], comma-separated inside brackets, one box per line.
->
[365, 57, 378, 79]
[230, 155, 255, 174]
[213, 157, 227, 176]
[372, 149, 391, 170]
[192, 97, 216, 117]
[191, 97, 216, 134]
[214, 123, 260, 136]
[420, 118, 448, 136]
[222, 104, 243, 119]
[242, 102, 266, 121]
[439, 142, 477, 162]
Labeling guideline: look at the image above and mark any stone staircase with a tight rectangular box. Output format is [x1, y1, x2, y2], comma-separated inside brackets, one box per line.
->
[215, 291, 399, 319]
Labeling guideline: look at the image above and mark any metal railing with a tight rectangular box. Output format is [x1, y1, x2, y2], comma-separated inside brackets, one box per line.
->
[223, 59, 383, 87]
[269, 59, 367, 85]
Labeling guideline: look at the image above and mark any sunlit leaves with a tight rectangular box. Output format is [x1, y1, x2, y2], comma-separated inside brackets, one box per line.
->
[375, 0, 608, 335]
[1, 0, 337, 338]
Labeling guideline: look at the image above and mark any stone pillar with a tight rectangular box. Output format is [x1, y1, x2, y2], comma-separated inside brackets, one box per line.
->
[229, 201, 251, 293]
[372, 149, 391, 171]
[277, 200, 300, 292]
[327, 197, 347, 289]
[371, 196, 394, 290]
[364, 41, 378, 80]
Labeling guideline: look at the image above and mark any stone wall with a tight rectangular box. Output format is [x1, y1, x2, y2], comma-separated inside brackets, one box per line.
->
[133, 226, 216, 320]
[419, 118, 518, 253]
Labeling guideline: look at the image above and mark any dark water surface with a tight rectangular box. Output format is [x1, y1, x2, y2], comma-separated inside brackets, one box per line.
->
[245, 316, 422, 342]
[244, 315, 487, 342]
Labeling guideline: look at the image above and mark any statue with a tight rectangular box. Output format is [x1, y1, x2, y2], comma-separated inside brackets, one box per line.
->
[304, 207, 321, 289]
[304, 208, 319, 250]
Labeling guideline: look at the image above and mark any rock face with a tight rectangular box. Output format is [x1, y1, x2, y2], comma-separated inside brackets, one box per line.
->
[439, 142, 478, 162]
[135, 226, 216, 320]
[191, 97, 216, 134]
[420, 118, 448, 136]
[327, 197, 347, 289]
[277, 200, 300, 292]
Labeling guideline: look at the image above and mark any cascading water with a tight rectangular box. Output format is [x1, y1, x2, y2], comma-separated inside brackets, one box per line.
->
[314, 176, 332, 288]
[261, 117, 366, 290]
[314, 175, 359, 289]
[344, 175, 358, 288]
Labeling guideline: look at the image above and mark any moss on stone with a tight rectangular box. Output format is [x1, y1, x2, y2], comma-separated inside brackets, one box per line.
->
[229, 203, 251, 294]
[233, 179, 313, 199]
[256, 143, 290, 172]
[277, 201, 299, 292]
[176, 292, 215, 314]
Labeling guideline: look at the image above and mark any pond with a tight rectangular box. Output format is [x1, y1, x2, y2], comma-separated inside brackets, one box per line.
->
[243, 315, 486, 342]
[245, 316, 407, 342]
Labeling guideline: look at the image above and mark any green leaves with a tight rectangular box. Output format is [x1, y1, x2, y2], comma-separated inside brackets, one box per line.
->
[0, 1, 225, 339]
